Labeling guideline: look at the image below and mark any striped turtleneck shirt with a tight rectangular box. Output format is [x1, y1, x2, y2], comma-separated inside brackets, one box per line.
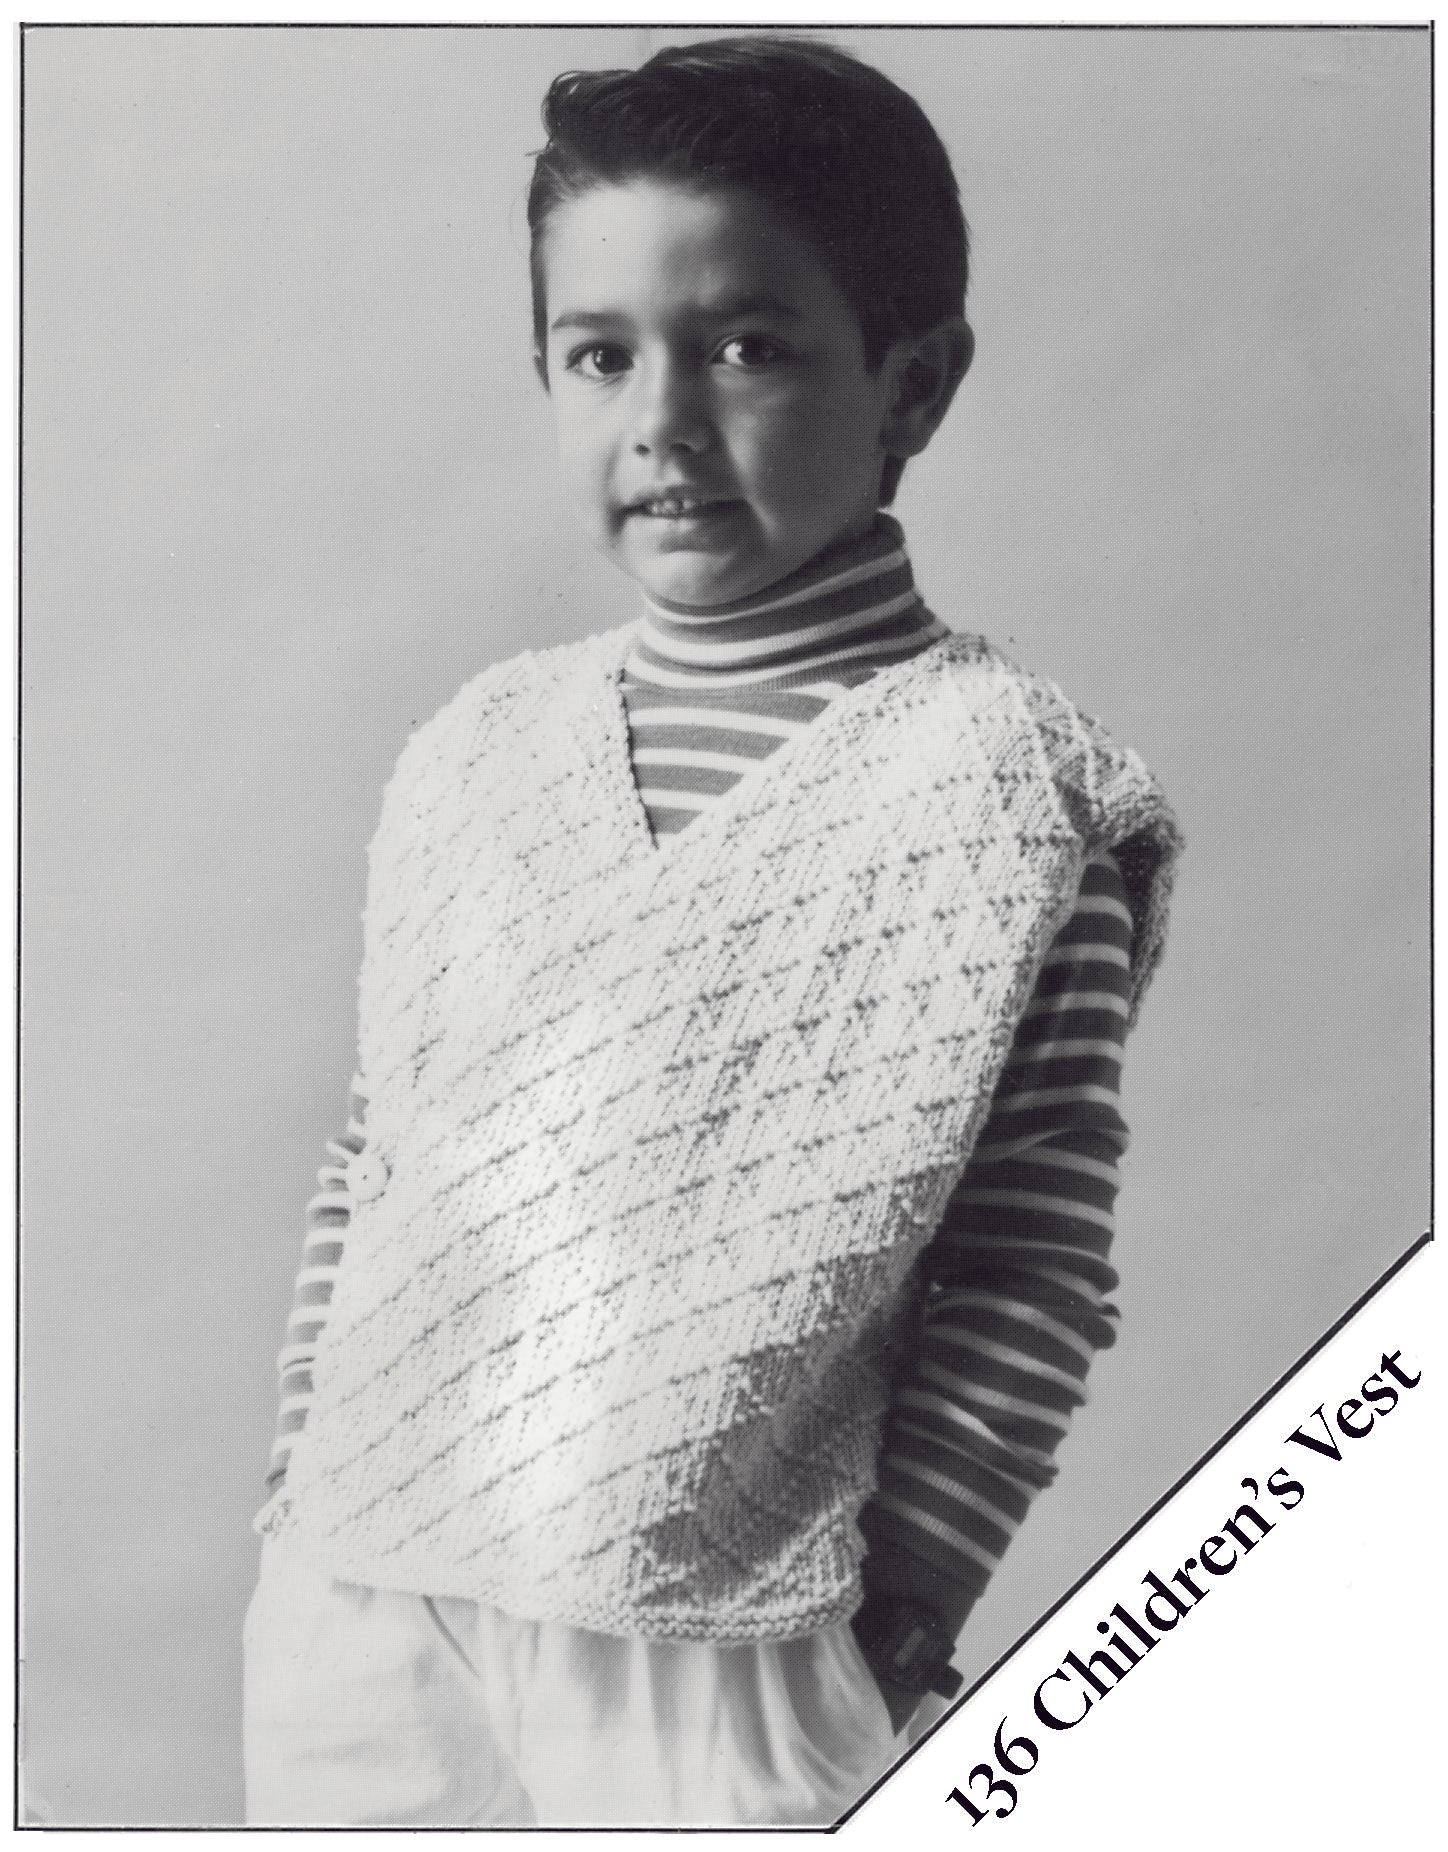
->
[622, 517, 949, 837]
[263, 518, 1132, 1651]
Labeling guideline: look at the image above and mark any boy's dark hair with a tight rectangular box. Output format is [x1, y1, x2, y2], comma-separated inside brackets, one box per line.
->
[527, 36, 969, 505]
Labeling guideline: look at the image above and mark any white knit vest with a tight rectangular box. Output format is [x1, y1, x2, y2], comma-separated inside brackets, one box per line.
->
[272, 625, 1181, 1640]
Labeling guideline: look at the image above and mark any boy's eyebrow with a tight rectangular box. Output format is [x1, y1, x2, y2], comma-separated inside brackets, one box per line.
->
[549, 294, 803, 335]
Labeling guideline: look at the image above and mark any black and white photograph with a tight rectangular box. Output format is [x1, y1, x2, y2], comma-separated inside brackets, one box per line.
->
[17, 20, 1430, 1829]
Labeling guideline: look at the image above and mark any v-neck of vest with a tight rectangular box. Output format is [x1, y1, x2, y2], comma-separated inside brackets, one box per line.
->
[589, 623, 966, 863]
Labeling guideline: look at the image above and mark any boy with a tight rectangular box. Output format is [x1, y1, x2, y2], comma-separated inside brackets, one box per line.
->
[245, 35, 1179, 1826]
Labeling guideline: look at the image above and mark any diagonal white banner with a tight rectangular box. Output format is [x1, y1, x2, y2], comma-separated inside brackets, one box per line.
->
[841, 1235, 1439, 1850]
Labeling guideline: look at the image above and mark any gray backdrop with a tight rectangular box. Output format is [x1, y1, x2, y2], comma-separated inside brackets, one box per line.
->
[21, 24, 1429, 1826]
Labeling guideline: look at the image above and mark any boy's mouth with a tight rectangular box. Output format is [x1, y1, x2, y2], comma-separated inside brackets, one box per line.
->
[629, 496, 739, 521]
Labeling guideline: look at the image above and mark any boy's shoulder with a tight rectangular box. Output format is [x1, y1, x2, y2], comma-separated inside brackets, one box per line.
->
[931, 626, 1182, 943]
[381, 623, 633, 797]
[928, 630, 1165, 803]
[933, 630, 1182, 1023]
[426, 622, 629, 737]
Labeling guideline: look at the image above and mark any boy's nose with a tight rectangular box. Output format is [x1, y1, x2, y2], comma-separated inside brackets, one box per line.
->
[631, 363, 712, 457]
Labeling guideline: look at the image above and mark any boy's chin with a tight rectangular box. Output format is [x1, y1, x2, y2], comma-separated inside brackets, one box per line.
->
[617, 535, 807, 610]
[635, 564, 758, 608]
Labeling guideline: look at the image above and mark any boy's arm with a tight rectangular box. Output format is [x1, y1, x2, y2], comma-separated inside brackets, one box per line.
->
[852, 849, 1131, 1730]
[256, 1076, 369, 1513]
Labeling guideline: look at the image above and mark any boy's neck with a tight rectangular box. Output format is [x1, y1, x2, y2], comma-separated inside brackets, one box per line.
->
[627, 514, 944, 687]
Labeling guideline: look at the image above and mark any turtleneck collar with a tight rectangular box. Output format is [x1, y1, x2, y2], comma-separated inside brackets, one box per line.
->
[631, 515, 937, 682]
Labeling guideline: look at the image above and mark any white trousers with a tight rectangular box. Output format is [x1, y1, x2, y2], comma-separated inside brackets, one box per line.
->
[243, 1539, 902, 1827]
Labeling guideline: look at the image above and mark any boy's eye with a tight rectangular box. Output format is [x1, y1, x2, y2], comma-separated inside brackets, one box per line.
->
[568, 343, 632, 380]
[714, 334, 786, 369]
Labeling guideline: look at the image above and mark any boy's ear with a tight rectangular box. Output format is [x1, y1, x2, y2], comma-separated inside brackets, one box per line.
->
[879, 318, 973, 460]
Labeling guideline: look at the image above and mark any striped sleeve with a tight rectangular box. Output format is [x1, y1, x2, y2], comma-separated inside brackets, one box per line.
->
[260, 1077, 368, 1497]
[857, 849, 1133, 1632]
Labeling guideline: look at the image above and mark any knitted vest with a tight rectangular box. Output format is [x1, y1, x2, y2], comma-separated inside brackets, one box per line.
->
[273, 624, 1181, 1640]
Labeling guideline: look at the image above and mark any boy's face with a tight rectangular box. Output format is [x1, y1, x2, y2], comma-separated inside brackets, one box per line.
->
[538, 181, 902, 607]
